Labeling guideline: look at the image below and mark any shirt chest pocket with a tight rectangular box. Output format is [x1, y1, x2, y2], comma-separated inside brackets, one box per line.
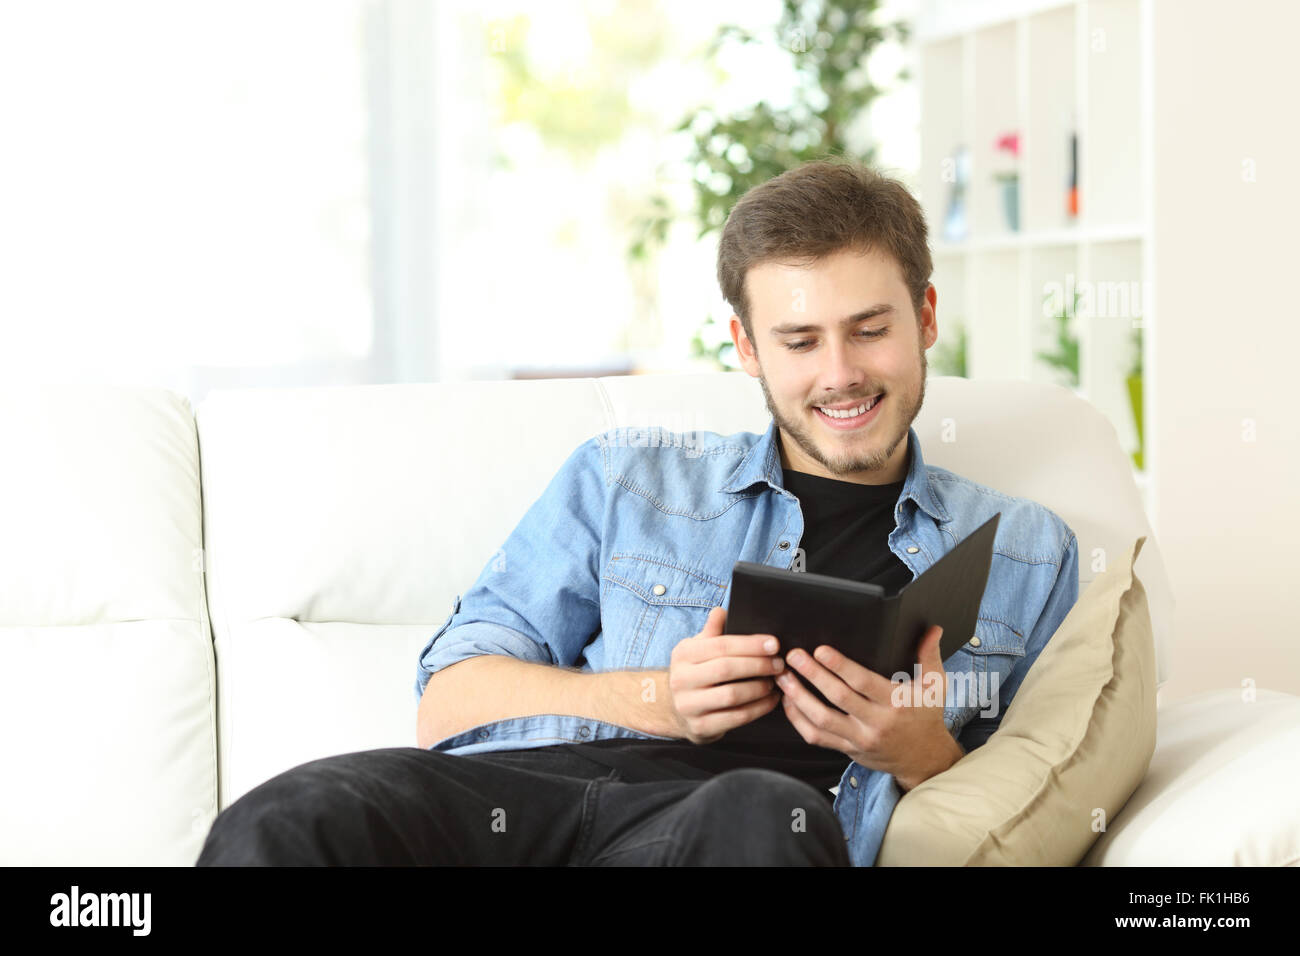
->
[601, 554, 728, 669]
[942, 617, 1025, 727]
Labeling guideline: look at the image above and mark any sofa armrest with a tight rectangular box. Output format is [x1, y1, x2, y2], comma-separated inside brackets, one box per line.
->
[1081, 688, 1300, 866]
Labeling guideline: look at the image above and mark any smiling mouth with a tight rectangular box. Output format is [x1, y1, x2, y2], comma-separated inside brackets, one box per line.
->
[813, 393, 883, 419]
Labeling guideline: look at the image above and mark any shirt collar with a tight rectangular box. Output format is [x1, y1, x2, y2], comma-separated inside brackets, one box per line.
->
[720, 418, 949, 524]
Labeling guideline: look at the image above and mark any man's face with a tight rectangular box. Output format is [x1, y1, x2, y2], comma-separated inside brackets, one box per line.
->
[730, 245, 939, 484]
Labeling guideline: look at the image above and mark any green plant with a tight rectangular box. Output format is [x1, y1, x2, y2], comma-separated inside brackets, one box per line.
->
[688, 314, 738, 369]
[628, 0, 911, 368]
[929, 321, 968, 377]
[1036, 289, 1080, 387]
[1126, 323, 1144, 470]
[489, 8, 669, 166]
[483, 5, 677, 366]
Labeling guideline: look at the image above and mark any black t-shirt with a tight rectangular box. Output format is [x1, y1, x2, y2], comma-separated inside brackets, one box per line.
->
[574, 464, 913, 792]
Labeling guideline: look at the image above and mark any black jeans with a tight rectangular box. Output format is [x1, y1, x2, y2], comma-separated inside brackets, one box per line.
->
[195, 741, 851, 866]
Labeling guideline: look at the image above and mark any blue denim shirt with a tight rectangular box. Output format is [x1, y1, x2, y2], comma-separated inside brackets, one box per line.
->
[415, 418, 1079, 866]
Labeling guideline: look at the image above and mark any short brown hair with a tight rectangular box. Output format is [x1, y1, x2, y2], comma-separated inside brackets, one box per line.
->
[716, 159, 933, 345]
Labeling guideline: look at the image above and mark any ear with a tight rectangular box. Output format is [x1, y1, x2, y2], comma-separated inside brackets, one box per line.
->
[919, 284, 939, 350]
[730, 314, 761, 377]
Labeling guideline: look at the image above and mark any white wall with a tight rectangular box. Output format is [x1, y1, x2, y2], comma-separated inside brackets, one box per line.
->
[1151, 0, 1300, 703]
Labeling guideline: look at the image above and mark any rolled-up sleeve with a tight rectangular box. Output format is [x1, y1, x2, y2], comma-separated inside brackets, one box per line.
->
[413, 435, 607, 702]
[957, 525, 1079, 752]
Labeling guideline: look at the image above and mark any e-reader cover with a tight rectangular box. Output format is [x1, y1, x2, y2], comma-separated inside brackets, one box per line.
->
[723, 512, 1001, 706]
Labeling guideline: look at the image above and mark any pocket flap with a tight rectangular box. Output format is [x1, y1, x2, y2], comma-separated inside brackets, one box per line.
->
[964, 617, 1025, 656]
[602, 553, 727, 608]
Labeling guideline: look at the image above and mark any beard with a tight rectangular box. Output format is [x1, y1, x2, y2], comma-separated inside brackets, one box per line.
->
[756, 341, 927, 479]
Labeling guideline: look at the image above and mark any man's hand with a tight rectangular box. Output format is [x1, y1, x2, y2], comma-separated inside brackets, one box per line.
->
[776, 624, 964, 791]
[664, 606, 785, 744]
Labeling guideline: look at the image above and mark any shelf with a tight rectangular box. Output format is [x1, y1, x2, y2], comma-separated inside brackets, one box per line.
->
[933, 222, 1146, 254]
[918, 0, 1151, 517]
[914, 0, 1079, 43]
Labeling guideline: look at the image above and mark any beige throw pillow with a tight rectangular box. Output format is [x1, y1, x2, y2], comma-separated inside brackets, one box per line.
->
[877, 535, 1157, 866]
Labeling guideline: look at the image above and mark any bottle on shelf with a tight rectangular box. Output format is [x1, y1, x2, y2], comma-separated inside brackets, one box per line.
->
[1067, 108, 1079, 222]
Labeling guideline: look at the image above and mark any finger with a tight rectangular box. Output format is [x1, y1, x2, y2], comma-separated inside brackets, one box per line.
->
[695, 688, 783, 739]
[908, 626, 946, 701]
[799, 644, 895, 703]
[707, 686, 774, 728]
[924, 626, 950, 704]
[701, 606, 726, 636]
[677, 676, 777, 717]
[781, 693, 857, 753]
[920, 626, 946, 683]
[691, 652, 784, 689]
[775, 665, 866, 737]
[784, 650, 884, 723]
[918, 625, 944, 665]
[683, 632, 780, 663]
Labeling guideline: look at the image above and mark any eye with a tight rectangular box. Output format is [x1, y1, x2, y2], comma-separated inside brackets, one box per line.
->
[784, 328, 887, 352]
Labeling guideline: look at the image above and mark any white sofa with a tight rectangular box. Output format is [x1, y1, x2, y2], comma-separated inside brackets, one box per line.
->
[1, 372, 1296, 866]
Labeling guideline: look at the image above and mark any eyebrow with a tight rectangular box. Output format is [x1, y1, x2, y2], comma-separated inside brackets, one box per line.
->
[768, 304, 896, 335]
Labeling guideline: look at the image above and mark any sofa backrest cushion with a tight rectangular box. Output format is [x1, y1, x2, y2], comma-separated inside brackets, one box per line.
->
[195, 372, 1172, 807]
[0, 385, 216, 865]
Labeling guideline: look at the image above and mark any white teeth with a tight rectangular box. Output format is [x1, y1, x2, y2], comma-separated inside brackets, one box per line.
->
[816, 396, 879, 418]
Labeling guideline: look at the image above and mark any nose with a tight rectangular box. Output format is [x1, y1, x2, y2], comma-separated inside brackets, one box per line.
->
[819, 337, 865, 401]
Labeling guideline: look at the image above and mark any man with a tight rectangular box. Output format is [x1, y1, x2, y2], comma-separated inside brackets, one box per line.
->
[197, 160, 1078, 867]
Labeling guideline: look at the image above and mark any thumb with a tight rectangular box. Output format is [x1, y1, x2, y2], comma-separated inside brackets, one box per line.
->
[920, 625, 944, 669]
[703, 606, 727, 636]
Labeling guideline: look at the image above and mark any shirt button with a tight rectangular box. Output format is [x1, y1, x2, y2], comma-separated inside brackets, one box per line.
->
[652, 584, 666, 596]
[478, 729, 490, 739]
[578, 726, 591, 738]
[849, 776, 859, 788]
[969, 636, 981, 647]
[906, 546, 919, 554]
[778, 541, 790, 550]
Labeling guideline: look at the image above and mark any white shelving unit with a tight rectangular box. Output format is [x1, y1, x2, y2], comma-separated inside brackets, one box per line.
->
[916, 0, 1151, 510]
